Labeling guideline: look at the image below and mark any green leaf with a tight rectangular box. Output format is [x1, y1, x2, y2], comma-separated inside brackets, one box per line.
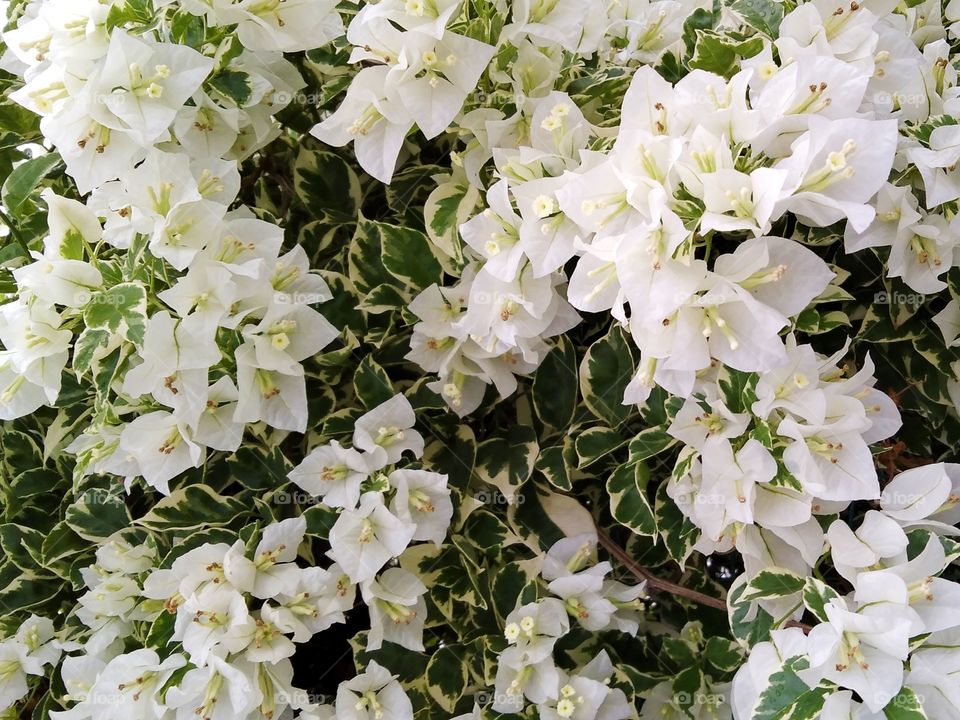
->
[227, 446, 292, 491]
[426, 645, 469, 712]
[730, 0, 784, 37]
[208, 70, 254, 106]
[752, 657, 828, 720]
[608, 461, 656, 536]
[294, 146, 361, 218]
[532, 336, 578, 429]
[353, 356, 395, 409]
[475, 427, 539, 503]
[717, 367, 758, 414]
[170, 9, 206, 48]
[535, 440, 574, 492]
[883, 688, 928, 720]
[689, 31, 764, 77]
[704, 636, 743, 673]
[83, 282, 147, 344]
[728, 574, 775, 646]
[802, 577, 840, 623]
[72, 328, 111, 377]
[628, 427, 676, 462]
[65, 488, 132, 541]
[575, 426, 625, 468]
[349, 217, 400, 294]
[2, 153, 61, 218]
[654, 481, 699, 566]
[742, 568, 805, 602]
[579, 325, 634, 427]
[379, 222, 443, 291]
[135, 485, 247, 532]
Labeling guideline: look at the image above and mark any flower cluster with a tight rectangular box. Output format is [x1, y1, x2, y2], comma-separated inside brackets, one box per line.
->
[30, 395, 451, 720]
[732, 464, 960, 717]
[0, 1, 344, 494]
[666, 336, 901, 570]
[290, 393, 453, 645]
[480, 533, 645, 717]
[2, 0, 960, 718]
[0, 616, 60, 712]
[51, 524, 350, 720]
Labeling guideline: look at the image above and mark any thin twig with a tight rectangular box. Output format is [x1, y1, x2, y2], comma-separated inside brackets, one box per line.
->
[596, 529, 813, 633]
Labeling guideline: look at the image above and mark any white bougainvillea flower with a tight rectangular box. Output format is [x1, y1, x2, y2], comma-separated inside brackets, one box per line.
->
[328, 492, 416, 583]
[115, 411, 205, 495]
[361, 567, 428, 651]
[223, 517, 305, 600]
[210, 0, 344, 53]
[547, 571, 617, 632]
[234, 343, 308, 432]
[802, 598, 911, 712]
[172, 584, 254, 666]
[712, 235, 835, 318]
[352, 394, 425, 468]
[81, 650, 182, 720]
[700, 168, 789, 237]
[667, 396, 751, 451]
[87, 29, 213, 146]
[855, 535, 960, 635]
[778, 397, 880, 502]
[311, 66, 414, 184]
[121, 312, 221, 423]
[694, 437, 777, 541]
[268, 565, 355, 642]
[12, 251, 103, 308]
[773, 116, 898, 233]
[289, 440, 373, 510]
[335, 659, 413, 720]
[166, 654, 262, 720]
[542, 533, 599, 581]
[880, 463, 960, 526]
[388, 469, 453, 543]
[906, 628, 960, 719]
[538, 651, 631, 720]
[502, 598, 570, 665]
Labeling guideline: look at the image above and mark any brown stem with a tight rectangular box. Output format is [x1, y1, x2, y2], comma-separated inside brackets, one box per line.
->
[596, 529, 812, 633]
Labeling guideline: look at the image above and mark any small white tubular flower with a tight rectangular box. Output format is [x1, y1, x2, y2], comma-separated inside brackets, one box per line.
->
[388, 469, 453, 543]
[541, 533, 599, 581]
[269, 565, 355, 642]
[222, 517, 305, 600]
[502, 598, 571, 663]
[87, 649, 186, 720]
[802, 599, 911, 713]
[289, 440, 373, 510]
[547, 572, 617, 632]
[352, 394, 425, 469]
[172, 584, 254, 666]
[88, 29, 214, 147]
[165, 654, 262, 720]
[327, 492, 416, 583]
[880, 463, 960, 527]
[362, 567, 428, 651]
[335, 660, 413, 720]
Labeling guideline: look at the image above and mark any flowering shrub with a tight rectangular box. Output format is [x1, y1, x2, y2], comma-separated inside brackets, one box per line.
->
[0, 0, 959, 719]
